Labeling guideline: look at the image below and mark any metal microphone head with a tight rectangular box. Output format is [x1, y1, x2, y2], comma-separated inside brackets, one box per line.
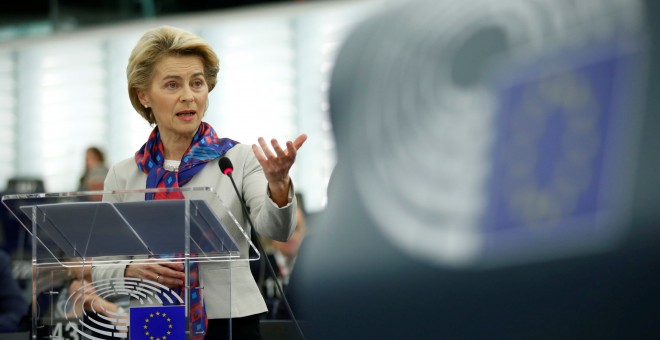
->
[219, 156, 234, 175]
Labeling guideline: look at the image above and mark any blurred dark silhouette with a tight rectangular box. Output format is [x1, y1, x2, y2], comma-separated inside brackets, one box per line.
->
[252, 193, 308, 320]
[0, 249, 28, 333]
[0, 177, 45, 258]
[293, 0, 660, 338]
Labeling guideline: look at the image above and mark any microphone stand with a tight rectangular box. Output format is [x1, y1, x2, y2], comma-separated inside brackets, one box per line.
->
[224, 170, 305, 340]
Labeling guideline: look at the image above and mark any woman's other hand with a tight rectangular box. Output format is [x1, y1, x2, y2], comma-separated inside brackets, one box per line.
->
[124, 262, 185, 289]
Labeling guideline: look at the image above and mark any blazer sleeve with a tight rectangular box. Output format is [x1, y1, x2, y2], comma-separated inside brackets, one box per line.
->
[102, 163, 120, 203]
[239, 146, 297, 242]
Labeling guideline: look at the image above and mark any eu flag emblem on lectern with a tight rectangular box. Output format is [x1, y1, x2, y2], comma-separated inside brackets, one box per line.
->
[130, 305, 185, 340]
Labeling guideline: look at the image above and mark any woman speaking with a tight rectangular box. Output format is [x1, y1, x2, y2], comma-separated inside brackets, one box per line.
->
[93, 25, 306, 339]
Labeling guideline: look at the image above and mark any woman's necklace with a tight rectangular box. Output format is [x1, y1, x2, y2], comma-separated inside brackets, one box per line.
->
[163, 160, 180, 172]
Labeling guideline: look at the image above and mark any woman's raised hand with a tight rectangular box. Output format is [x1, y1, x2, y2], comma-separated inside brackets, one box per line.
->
[252, 134, 307, 207]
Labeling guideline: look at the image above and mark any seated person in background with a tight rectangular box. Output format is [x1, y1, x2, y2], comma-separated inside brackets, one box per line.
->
[256, 193, 308, 319]
[78, 146, 109, 192]
[0, 249, 28, 332]
[270, 198, 308, 284]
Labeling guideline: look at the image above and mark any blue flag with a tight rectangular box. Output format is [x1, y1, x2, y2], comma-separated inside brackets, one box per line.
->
[130, 305, 186, 340]
[482, 39, 640, 265]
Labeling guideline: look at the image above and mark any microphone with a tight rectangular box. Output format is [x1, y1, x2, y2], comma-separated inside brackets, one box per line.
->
[218, 156, 305, 340]
[219, 157, 233, 176]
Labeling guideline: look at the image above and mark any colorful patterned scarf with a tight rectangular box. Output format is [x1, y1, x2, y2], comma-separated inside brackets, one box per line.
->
[135, 122, 238, 200]
[135, 122, 237, 338]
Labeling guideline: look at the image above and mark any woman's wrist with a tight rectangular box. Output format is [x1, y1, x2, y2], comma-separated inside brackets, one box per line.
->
[268, 178, 291, 207]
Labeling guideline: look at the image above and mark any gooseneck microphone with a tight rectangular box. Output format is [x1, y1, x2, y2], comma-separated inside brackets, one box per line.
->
[218, 156, 305, 340]
[219, 157, 234, 176]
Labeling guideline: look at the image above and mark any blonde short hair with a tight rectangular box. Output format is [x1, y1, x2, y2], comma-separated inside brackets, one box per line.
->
[127, 26, 220, 125]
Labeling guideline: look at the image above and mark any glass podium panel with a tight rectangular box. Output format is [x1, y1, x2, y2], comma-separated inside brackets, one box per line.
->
[2, 187, 258, 339]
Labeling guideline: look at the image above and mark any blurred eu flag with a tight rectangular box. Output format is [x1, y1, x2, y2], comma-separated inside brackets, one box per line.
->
[130, 305, 185, 340]
[481, 38, 642, 265]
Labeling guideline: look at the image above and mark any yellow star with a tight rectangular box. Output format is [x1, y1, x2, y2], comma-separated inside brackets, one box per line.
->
[163, 337, 167, 340]
[169, 324, 173, 328]
[145, 319, 149, 323]
[167, 318, 171, 322]
[150, 337, 154, 340]
[145, 331, 149, 335]
[167, 331, 171, 335]
[144, 325, 148, 329]
[162, 313, 167, 317]
[156, 311, 160, 316]
[150, 313, 154, 317]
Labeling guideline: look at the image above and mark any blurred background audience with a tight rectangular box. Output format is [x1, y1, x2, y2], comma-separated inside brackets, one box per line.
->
[77, 146, 109, 193]
[254, 193, 308, 320]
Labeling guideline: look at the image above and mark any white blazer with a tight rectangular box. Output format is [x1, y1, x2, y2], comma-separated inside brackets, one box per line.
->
[92, 143, 297, 318]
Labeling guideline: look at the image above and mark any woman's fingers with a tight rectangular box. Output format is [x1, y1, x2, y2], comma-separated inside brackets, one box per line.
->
[161, 261, 185, 272]
[293, 134, 308, 150]
[271, 139, 287, 158]
[258, 137, 276, 159]
[126, 263, 185, 288]
[152, 263, 185, 288]
[254, 134, 307, 162]
[158, 271, 185, 288]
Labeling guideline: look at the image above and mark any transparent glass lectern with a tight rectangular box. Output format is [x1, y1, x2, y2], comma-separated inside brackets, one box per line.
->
[1, 187, 259, 339]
